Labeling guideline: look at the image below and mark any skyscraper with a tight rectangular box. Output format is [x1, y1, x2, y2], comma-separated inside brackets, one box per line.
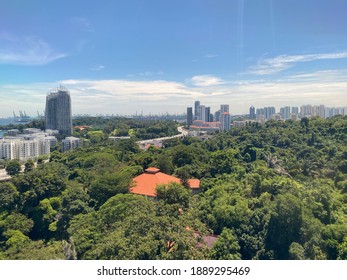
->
[220, 112, 231, 131]
[220, 104, 229, 114]
[249, 106, 256, 119]
[205, 107, 211, 122]
[194, 100, 200, 120]
[199, 105, 206, 122]
[187, 107, 193, 127]
[214, 110, 221, 122]
[45, 86, 73, 135]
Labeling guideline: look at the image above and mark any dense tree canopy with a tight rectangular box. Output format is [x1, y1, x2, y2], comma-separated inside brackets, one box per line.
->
[0, 115, 346, 259]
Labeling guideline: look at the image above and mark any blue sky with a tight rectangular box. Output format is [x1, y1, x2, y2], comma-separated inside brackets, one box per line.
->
[0, 0, 347, 117]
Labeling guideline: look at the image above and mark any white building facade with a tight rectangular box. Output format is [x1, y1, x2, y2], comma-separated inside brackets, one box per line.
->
[0, 138, 50, 161]
[62, 137, 81, 152]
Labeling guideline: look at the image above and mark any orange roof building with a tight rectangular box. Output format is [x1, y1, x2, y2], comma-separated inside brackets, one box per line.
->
[130, 167, 200, 197]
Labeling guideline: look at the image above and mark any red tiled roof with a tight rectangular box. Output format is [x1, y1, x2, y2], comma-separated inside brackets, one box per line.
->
[130, 168, 200, 197]
[188, 179, 200, 189]
[145, 167, 160, 173]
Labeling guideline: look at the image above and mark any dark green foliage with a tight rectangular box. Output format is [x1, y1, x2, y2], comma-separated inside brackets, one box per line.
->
[265, 194, 303, 259]
[0, 182, 19, 211]
[24, 159, 35, 173]
[0, 116, 346, 260]
[5, 160, 21, 176]
[88, 171, 131, 208]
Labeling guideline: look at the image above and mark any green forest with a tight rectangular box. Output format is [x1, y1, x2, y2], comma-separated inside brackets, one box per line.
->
[0, 116, 347, 260]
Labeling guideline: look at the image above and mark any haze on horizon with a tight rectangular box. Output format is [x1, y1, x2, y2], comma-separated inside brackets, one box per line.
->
[0, 0, 347, 117]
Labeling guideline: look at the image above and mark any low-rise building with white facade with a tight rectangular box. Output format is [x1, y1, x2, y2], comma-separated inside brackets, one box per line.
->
[0, 128, 57, 161]
[62, 137, 81, 152]
[0, 138, 50, 161]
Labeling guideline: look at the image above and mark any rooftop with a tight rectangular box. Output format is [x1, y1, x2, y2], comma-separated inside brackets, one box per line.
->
[131, 167, 200, 197]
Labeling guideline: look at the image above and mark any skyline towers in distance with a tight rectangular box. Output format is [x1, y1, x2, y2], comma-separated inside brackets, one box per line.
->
[45, 86, 73, 135]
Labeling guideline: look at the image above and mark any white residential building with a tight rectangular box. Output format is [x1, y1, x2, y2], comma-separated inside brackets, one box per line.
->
[62, 137, 81, 152]
[0, 138, 50, 161]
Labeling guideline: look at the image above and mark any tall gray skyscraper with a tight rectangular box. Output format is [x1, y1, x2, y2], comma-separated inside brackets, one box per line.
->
[220, 112, 231, 131]
[249, 106, 256, 119]
[220, 104, 229, 114]
[187, 107, 193, 127]
[45, 86, 73, 135]
[194, 100, 200, 120]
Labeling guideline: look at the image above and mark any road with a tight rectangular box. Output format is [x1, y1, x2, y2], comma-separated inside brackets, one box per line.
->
[0, 168, 11, 181]
[136, 126, 188, 146]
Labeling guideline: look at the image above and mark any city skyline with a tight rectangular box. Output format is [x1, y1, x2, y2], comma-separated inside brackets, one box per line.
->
[1, 0, 347, 117]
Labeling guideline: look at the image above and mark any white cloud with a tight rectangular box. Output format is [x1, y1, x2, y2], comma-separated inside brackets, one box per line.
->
[0, 33, 66, 65]
[61, 79, 199, 99]
[204, 54, 218, 58]
[249, 52, 347, 75]
[0, 71, 346, 117]
[191, 75, 225, 87]
[90, 65, 105, 71]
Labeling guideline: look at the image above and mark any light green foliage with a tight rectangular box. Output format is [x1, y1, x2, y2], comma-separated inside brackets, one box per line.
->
[87, 130, 105, 144]
[156, 182, 191, 208]
[0, 212, 34, 235]
[4, 230, 30, 250]
[289, 242, 306, 260]
[4, 239, 65, 260]
[211, 228, 241, 260]
[321, 224, 347, 259]
[338, 237, 347, 260]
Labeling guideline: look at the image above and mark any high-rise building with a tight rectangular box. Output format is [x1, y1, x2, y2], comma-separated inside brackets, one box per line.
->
[187, 107, 193, 127]
[300, 104, 312, 118]
[257, 106, 275, 120]
[319, 105, 325, 119]
[280, 106, 291, 120]
[199, 105, 206, 122]
[265, 106, 276, 120]
[205, 107, 211, 122]
[194, 100, 200, 120]
[220, 112, 231, 131]
[209, 114, 214, 122]
[292, 106, 299, 116]
[45, 86, 73, 135]
[214, 110, 221, 122]
[249, 106, 256, 119]
[220, 104, 229, 114]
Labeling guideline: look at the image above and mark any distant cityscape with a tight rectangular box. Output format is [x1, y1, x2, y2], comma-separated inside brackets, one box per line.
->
[1, 85, 347, 162]
[0, 86, 80, 162]
[186, 101, 347, 132]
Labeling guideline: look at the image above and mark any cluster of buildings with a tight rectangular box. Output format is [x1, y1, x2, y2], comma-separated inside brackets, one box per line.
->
[187, 101, 231, 132]
[250, 104, 347, 122]
[186, 102, 347, 132]
[0, 128, 57, 161]
[0, 86, 81, 161]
